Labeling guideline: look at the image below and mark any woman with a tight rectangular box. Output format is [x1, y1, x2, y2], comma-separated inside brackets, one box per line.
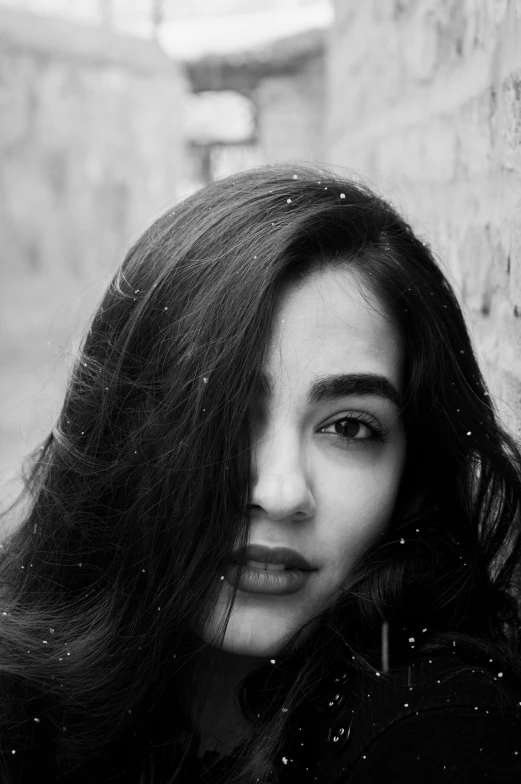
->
[1, 163, 521, 783]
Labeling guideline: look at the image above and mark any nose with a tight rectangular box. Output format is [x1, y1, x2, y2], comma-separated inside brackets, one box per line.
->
[250, 430, 316, 521]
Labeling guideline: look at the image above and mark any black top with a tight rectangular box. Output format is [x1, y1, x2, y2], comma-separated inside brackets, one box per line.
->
[191, 655, 521, 783]
[3, 655, 521, 782]
[281, 655, 521, 783]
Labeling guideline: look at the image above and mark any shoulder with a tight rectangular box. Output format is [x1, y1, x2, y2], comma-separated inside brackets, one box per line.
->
[279, 656, 521, 783]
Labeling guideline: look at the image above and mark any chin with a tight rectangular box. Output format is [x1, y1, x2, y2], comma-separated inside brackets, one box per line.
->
[221, 637, 282, 658]
[202, 620, 288, 658]
[201, 612, 322, 659]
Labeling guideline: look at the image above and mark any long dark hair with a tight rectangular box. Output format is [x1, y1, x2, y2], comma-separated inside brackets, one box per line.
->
[1, 163, 521, 783]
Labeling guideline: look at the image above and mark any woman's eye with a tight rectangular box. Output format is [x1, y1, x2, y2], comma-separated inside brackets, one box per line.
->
[321, 417, 375, 440]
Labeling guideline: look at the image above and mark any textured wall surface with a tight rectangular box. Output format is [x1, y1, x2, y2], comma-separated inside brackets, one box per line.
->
[0, 8, 188, 505]
[328, 0, 521, 437]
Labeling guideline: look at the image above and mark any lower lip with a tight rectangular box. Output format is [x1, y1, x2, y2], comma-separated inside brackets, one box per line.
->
[224, 563, 312, 596]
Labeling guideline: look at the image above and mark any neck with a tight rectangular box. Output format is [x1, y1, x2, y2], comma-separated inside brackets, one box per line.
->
[191, 645, 264, 757]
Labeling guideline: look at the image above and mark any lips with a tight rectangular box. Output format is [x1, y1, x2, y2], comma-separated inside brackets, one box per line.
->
[229, 544, 314, 571]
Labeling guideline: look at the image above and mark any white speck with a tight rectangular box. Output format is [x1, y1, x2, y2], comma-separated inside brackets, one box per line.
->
[282, 757, 288, 765]
[78, 563, 82, 567]
[408, 637, 415, 643]
[164, 306, 168, 310]
[11, 750, 15, 755]
[400, 538, 405, 544]
[220, 576, 224, 580]
[42, 640, 47, 644]
[475, 707, 478, 710]
[286, 199, 292, 204]
[498, 672, 504, 677]
[292, 174, 298, 180]
[142, 569, 145, 573]
[281, 707, 288, 712]
[422, 628, 427, 632]
[404, 703, 409, 707]
[340, 193, 346, 199]
[202, 377, 208, 383]
[158, 607, 161, 611]
[375, 671, 380, 676]
[270, 659, 276, 664]
[467, 431, 471, 436]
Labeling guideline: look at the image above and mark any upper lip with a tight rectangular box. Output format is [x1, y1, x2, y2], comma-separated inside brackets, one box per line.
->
[230, 544, 314, 571]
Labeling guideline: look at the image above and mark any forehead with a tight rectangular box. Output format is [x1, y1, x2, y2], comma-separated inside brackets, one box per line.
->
[266, 267, 403, 393]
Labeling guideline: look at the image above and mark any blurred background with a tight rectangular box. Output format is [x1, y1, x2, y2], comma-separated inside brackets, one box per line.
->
[1, 0, 521, 519]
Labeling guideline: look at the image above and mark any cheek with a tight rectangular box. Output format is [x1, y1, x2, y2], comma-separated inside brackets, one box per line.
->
[316, 456, 403, 566]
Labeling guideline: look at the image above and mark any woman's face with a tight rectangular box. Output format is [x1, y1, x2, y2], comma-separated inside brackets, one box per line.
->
[201, 266, 406, 657]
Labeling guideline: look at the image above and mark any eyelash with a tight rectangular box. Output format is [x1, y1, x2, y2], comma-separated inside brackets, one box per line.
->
[317, 412, 390, 449]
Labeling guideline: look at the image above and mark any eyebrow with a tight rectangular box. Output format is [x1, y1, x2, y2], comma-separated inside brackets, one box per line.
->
[258, 372, 401, 408]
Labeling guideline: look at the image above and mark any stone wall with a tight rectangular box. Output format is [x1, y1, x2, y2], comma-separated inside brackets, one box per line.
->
[327, 0, 521, 437]
[0, 7, 188, 506]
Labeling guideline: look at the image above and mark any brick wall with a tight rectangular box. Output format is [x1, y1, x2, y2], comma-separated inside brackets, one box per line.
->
[0, 8, 188, 508]
[327, 0, 521, 437]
